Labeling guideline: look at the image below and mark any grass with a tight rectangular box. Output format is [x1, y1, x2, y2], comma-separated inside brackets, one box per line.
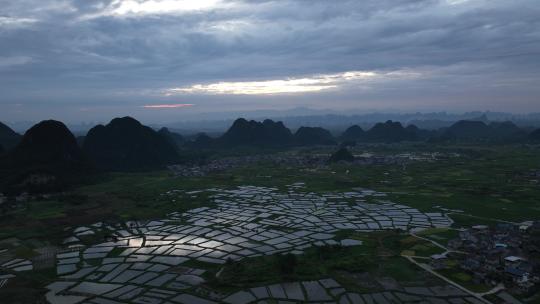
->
[416, 228, 460, 246]
[13, 245, 38, 259]
[438, 268, 491, 293]
[409, 243, 442, 257]
[26, 201, 67, 220]
[378, 257, 423, 282]
[379, 233, 444, 257]
[448, 213, 505, 228]
[209, 243, 429, 293]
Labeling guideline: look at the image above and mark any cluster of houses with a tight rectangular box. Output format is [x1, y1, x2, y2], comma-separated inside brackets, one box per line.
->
[168, 154, 328, 177]
[440, 222, 540, 294]
[0, 192, 54, 215]
[168, 151, 454, 177]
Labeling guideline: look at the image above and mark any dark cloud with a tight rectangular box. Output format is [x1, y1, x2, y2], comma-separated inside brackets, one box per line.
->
[0, 0, 539, 122]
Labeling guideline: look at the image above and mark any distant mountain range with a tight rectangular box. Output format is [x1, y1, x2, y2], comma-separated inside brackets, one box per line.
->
[2, 116, 540, 155]
[6, 110, 540, 135]
[2, 115, 540, 193]
[437, 120, 528, 142]
[189, 118, 540, 147]
[190, 119, 337, 148]
[158, 110, 540, 134]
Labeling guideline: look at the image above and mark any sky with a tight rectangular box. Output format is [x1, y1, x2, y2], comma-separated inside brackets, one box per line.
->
[1, 0, 539, 123]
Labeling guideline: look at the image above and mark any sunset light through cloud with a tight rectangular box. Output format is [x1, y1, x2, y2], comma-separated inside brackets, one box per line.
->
[165, 71, 395, 96]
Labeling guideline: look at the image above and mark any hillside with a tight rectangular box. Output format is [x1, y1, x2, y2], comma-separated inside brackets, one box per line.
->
[340, 125, 365, 142]
[83, 117, 179, 171]
[220, 118, 293, 147]
[1, 120, 91, 193]
[294, 127, 336, 146]
[439, 120, 527, 142]
[0, 121, 22, 150]
[530, 128, 540, 141]
[363, 120, 417, 142]
[158, 127, 185, 149]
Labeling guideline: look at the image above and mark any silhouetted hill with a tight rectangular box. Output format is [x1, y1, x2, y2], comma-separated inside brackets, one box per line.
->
[0, 121, 22, 150]
[220, 118, 293, 147]
[364, 120, 417, 142]
[83, 117, 179, 171]
[12, 120, 84, 166]
[329, 147, 355, 163]
[489, 121, 528, 142]
[405, 124, 438, 140]
[294, 127, 336, 146]
[437, 120, 527, 142]
[472, 114, 489, 124]
[407, 119, 455, 130]
[0, 144, 4, 155]
[260, 119, 294, 145]
[1, 120, 91, 193]
[530, 128, 540, 141]
[76, 136, 86, 147]
[158, 127, 185, 149]
[340, 125, 365, 141]
[189, 133, 214, 149]
[441, 120, 491, 140]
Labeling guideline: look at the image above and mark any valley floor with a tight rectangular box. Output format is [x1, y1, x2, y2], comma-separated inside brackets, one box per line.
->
[0, 144, 539, 303]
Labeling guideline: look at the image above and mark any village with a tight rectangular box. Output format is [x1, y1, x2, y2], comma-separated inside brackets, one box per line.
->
[167, 151, 456, 177]
[436, 222, 540, 295]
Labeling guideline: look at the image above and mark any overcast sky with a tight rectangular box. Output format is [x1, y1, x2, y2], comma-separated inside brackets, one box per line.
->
[1, 0, 539, 123]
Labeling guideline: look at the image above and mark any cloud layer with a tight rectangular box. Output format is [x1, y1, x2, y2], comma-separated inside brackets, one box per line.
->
[0, 0, 539, 122]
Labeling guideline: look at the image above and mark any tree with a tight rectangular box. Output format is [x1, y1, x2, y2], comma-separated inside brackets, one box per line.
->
[277, 253, 297, 275]
[329, 147, 355, 163]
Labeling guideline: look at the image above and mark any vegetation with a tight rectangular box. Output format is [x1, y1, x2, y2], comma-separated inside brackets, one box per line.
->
[212, 235, 436, 293]
[329, 147, 355, 163]
[438, 268, 491, 293]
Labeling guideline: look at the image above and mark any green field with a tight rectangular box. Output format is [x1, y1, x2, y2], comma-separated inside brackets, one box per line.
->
[210, 233, 442, 293]
[1, 144, 539, 253]
[0, 143, 539, 302]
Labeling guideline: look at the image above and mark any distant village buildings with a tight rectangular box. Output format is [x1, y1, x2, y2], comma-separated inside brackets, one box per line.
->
[168, 151, 458, 177]
[444, 222, 540, 294]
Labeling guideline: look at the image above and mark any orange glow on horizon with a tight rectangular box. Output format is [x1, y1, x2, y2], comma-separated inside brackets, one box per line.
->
[143, 103, 194, 108]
